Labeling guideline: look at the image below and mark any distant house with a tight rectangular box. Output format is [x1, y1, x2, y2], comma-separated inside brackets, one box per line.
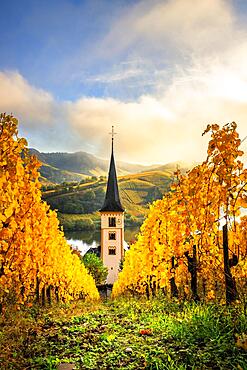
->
[86, 246, 101, 258]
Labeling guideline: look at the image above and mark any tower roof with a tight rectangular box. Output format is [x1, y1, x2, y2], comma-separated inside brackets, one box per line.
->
[100, 129, 124, 213]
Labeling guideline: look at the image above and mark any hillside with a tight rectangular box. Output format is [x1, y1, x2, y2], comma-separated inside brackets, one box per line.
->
[40, 163, 87, 184]
[30, 148, 192, 186]
[153, 160, 198, 174]
[118, 170, 172, 216]
[30, 148, 157, 183]
[37, 149, 193, 229]
[42, 169, 174, 230]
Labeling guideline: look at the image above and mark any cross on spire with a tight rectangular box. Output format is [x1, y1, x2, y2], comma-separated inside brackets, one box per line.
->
[109, 125, 117, 142]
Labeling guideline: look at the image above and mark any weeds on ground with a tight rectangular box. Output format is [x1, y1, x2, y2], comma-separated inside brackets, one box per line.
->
[0, 298, 246, 369]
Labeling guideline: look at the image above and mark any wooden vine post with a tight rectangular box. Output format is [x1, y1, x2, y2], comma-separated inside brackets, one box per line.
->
[223, 223, 238, 304]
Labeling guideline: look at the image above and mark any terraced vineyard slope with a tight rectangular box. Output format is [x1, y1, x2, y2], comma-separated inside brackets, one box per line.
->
[42, 169, 174, 224]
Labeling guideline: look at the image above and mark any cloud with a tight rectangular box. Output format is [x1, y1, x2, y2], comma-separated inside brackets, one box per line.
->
[67, 93, 246, 165]
[68, 38, 247, 164]
[0, 71, 55, 126]
[65, 0, 247, 164]
[100, 0, 237, 59]
[1, 1, 247, 165]
[1, 59, 247, 165]
[85, 0, 245, 101]
[88, 66, 143, 83]
[67, 95, 179, 163]
[0, 71, 77, 153]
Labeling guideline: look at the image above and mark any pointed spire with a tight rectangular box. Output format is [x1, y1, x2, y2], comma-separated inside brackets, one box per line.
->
[100, 127, 124, 212]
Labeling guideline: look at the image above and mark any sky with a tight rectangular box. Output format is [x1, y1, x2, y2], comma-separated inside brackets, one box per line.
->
[1, 0, 247, 165]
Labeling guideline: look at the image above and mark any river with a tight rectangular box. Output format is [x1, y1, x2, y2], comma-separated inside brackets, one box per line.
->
[65, 226, 140, 255]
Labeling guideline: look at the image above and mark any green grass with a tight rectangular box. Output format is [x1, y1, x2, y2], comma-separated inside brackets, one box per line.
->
[0, 298, 246, 369]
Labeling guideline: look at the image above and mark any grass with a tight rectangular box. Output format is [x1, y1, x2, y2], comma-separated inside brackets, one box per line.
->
[0, 298, 246, 369]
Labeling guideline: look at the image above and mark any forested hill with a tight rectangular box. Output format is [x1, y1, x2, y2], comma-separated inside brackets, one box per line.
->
[30, 148, 192, 185]
[29, 148, 158, 184]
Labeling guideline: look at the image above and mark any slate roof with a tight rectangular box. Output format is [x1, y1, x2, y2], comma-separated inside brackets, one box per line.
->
[85, 246, 101, 257]
[100, 139, 124, 212]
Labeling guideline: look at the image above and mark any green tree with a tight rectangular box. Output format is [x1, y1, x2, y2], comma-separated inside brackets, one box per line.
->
[82, 253, 108, 285]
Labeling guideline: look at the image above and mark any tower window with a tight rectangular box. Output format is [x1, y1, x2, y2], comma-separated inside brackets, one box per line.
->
[109, 217, 116, 227]
[108, 246, 116, 255]
[109, 232, 116, 240]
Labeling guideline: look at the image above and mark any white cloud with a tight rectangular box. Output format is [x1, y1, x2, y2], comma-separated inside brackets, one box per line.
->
[100, 0, 238, 59]
[88, 67, 143, 83]
[1, 1, 247, 165]
[67, 95, 178, 163]
[68, 38, 247, 164]
[0, 71, 55, 126]
[1, 58, 247, 164]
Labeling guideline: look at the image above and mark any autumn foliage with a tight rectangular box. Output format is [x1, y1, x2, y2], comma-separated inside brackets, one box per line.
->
[0, 114, 99, 310]
[113, 122, 247, 302]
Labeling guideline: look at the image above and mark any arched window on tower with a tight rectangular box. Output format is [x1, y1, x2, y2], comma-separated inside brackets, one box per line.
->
[109, 232, 116, 240]
[109, 217, 116, 227]
[108, 246, 116, 255]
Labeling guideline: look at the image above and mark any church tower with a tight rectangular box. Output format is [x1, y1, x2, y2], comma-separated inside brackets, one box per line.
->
[100, 127, 124, 285]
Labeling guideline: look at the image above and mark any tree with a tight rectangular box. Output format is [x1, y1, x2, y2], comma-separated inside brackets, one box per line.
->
[0, 114, 99, 309]
[112, 122, 247, 303]
[83, 253, 108, 285]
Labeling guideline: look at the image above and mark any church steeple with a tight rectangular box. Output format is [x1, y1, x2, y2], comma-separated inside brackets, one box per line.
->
[100, 126, 125, 285]
[100, 126, 124, 212]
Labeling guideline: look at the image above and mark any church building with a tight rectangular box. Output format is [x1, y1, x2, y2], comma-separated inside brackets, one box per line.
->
[100, 127, 124, 284]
